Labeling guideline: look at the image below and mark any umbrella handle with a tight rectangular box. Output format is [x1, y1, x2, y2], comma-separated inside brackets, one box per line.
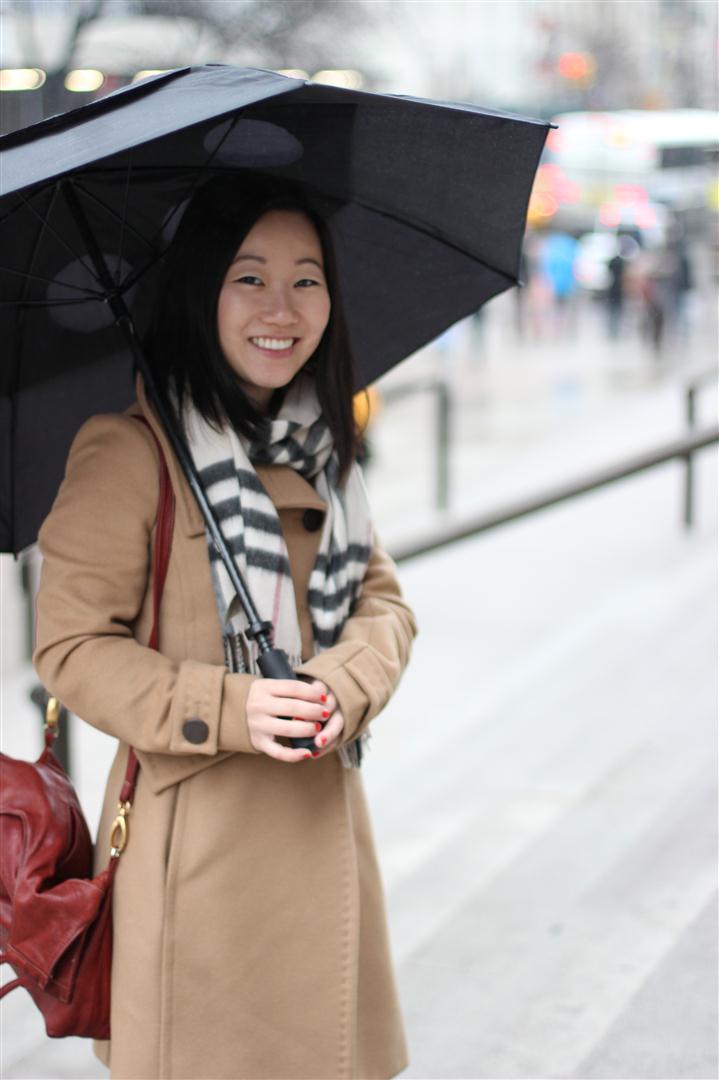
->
[257, 649, 321, 751]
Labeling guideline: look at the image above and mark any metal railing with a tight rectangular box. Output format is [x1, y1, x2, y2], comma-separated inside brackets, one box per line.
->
[389, 425, 718, 562]
[684, 366, 718, 527]
[380, 378, 451, 511]
[388, 366, 718, 563]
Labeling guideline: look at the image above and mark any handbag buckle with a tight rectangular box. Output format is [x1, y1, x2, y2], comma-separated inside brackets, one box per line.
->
[45, 696, 61, 737]
[109, 801, 132, 858]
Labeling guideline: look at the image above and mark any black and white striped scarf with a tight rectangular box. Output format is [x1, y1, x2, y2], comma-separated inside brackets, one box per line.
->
[176, 374, 373, 761]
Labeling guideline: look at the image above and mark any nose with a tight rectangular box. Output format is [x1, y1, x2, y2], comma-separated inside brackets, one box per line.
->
[260, 284, 299, 327]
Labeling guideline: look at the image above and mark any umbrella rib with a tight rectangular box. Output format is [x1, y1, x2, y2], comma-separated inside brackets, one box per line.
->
[115, 156, 133, 284]
[71, 179, 158, 257]
[18, 181, 63, 302]
[17, 188, 106, 289]
[0, 263, 104, 297]
[0, 296, 100, 307]
[82, 115, 246, 269]
[146, 114, 244, 251]
[329, 192, 521, 284]
[119, 255, 161, 292]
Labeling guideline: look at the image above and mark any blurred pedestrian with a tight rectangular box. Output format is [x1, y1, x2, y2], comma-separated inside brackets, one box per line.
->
[514, 244, 531, 340]
[33, 174, 417, 1080]
[669, 238, 694, 341]
[538, 230, 579, 339]
[637, 244, 675, 356]
[606, 234, 636, 339]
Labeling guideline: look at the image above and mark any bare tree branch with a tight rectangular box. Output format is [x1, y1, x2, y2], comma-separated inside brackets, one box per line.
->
[136, 0, 372, 70]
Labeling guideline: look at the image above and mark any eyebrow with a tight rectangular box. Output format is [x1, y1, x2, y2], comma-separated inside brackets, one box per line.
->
[230, 254, 325, 271]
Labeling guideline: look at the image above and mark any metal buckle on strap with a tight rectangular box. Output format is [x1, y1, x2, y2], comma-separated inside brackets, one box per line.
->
[44, 696, 60, 737]
[109, 801, 132, 858]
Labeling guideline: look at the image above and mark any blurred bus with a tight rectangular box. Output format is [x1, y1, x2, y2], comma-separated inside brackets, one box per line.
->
[529, 109, 719, 236]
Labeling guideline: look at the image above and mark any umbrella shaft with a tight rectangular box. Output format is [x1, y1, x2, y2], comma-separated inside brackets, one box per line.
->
[60, 179, 273, 652]
[124, 316, 273, 651]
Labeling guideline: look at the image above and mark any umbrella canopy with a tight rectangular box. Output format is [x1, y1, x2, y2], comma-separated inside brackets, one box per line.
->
[0, 64, 550, 553]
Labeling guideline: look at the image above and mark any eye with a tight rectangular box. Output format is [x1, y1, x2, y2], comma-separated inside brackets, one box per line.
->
[295, 278, 321, 288]
[234, 274, 263, 285]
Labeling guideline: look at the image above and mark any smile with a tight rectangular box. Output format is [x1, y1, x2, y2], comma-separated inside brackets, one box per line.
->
[250, 337, 297, 352]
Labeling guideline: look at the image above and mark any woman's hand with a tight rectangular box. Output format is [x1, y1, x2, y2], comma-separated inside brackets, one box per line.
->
[246, 677, 343, 763]
[311, 698, 345, 759]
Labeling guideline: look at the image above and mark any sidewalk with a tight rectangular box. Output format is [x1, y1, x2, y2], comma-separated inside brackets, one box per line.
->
[377, 450, 717, 1078]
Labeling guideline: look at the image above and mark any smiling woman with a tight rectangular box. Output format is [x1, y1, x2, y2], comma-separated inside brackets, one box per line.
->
[32, 169, 417, 1080]
[145, 173, 359, 480]
[216, 209, 332, 408]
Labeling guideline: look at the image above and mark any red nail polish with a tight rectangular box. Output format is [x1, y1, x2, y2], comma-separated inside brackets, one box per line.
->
[322, 710, 329, 719]
[315, 722, 322, 732]
[320, 694, 327, 703]
[320, 736, 327, 746]
[312, 751, 321, 758]
[304, 753, 312, 760]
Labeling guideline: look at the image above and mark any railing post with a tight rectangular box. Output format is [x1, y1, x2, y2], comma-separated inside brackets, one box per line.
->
[684, 384, 696, 530]
[381, 378, 452, 513]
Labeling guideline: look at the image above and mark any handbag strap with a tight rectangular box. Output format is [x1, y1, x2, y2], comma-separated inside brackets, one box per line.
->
[116, 417, 176, 806]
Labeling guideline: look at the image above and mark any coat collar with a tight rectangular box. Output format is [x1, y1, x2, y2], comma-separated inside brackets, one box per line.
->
[130, 372, 326, 537]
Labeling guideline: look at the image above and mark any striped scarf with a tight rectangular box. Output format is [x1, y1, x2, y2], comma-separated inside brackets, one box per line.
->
[176, 374, 373, 762]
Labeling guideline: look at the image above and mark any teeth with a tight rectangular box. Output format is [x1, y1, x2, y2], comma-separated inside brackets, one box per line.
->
[251, 337, 295, 350]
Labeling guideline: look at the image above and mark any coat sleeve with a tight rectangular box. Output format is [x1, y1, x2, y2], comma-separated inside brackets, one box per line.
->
[294, 536, 418, 743]
[32, 414, 259, 766]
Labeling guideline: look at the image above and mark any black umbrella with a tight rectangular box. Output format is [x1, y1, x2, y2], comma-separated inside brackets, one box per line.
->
[1, 64, 550, 551]
[1, 65, 549, 721]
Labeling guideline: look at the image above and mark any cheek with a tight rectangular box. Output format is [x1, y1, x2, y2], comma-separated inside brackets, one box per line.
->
[216, 286, 252, 347]
[314, 295, 331, 338]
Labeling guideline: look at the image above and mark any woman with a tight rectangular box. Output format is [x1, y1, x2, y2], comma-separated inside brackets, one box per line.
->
[33, 173, 417, 1079]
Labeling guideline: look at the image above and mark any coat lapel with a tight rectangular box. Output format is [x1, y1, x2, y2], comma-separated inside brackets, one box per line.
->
[129, 373, 327, 538]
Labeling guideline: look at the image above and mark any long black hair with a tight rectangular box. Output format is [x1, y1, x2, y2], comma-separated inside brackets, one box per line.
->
[144, 171, 359, 480]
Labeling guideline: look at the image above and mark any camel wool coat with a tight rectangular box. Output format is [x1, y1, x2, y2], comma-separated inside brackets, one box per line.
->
[33, 373, 417, 1080]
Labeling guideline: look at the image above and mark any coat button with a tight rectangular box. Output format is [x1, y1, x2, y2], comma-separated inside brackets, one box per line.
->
[182, 719, 209, 744]
[302, 508, 324, 533]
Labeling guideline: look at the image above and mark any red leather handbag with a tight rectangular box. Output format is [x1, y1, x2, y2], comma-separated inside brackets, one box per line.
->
[0, 418, 175, 1038]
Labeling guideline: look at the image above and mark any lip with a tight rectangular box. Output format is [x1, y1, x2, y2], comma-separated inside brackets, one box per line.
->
[249, 337, 298, 358]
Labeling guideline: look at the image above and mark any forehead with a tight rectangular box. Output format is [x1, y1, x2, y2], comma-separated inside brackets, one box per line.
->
[240, 209, 322, 251]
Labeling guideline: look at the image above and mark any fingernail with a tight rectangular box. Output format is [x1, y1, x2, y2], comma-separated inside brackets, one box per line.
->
[320, 736, 327, 746]
[320, 694, 327, 703]
[322, 710, 330, 719]
[315, 722, 322, 732]
[312, 750, 321, 758]
[304, 753, 312, 760]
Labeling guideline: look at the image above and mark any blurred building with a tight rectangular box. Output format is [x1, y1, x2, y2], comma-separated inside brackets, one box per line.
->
[363, 0, 717, 114]
[1, 0, 716, 136]
[534, 0, 718, 113]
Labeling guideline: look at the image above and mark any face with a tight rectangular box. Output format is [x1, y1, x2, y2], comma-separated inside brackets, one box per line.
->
[216, 209, 331, 410]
